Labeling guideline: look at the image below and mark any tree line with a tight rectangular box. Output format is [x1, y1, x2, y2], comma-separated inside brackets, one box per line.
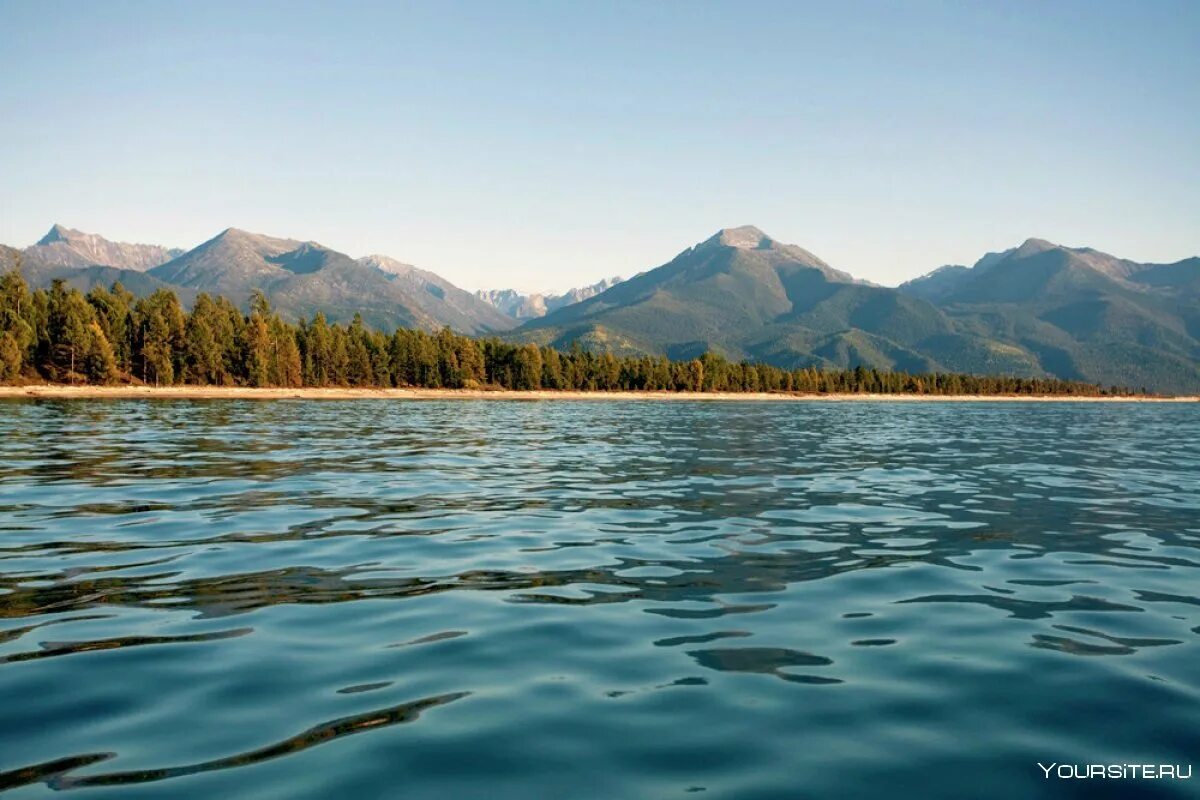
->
[0, 265, 1132, 396]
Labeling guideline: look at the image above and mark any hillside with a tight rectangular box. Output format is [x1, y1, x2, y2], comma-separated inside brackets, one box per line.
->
[358, 254, 515, 333]
[147, 229, 445, 331]
[149, 229, 516, 333]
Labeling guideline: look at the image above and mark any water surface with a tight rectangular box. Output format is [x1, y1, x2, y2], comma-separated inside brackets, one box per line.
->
[1, 400, 1198, 798]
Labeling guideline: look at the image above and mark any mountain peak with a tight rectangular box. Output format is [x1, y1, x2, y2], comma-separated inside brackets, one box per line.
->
[203, 227, 303, 253]
[37, 224, 79, 246]
[359, 254, 416, 276]
[692, 225, 848, 280]
[216, 227, 257, 240]
[713, 225, 772, 249]
[216, 227, 295, 242]
[1014, 237, 1057, 257]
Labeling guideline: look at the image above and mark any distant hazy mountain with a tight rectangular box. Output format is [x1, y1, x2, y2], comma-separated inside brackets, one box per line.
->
[476, 289, 541, 318]
[23, 224, 182, 271]
[898, 238, 1200, 392]
[476, 276, 623, 320]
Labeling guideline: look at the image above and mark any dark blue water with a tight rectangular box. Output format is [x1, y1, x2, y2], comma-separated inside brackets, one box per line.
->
[1, 400, 1198, 799]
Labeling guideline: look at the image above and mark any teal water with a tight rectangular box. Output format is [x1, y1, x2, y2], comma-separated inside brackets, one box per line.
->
[0, 400, 1198, 799]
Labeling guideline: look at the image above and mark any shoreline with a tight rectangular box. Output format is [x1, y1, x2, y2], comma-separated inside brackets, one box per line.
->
[0, 385, 1195, 402]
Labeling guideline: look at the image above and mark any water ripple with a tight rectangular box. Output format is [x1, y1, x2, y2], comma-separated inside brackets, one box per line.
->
[0, 399, 1198, 798]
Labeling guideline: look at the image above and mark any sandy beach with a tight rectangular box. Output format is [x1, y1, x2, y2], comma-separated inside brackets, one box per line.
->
[0, 385, 1195, 402]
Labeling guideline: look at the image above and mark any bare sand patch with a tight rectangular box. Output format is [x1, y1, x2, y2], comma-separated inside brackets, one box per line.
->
[0, 385, 1194, 402]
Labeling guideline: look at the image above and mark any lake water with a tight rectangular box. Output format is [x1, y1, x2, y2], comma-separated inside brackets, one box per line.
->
[0, 399, 1198, 799]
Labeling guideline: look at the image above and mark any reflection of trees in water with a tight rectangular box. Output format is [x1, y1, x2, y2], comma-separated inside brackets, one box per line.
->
[0, 507, 1163, 626]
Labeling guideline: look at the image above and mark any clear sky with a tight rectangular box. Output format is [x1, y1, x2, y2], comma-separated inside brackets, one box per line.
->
[1, 0, 1197, 291]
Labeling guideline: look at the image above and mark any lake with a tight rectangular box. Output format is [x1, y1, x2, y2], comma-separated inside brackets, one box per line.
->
[0, 399, 1197, 798]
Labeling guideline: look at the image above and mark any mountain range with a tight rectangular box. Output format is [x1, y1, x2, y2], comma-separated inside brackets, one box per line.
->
[3, 223, 1198, 391]
[8, 225, 515, 334]
[3, 224, 621, 336]
[518, 226, 1200, 393]
[519, 225, 994, 366]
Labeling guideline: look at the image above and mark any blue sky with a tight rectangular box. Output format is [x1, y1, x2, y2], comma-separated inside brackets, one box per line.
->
[1, 0, 1197, 291]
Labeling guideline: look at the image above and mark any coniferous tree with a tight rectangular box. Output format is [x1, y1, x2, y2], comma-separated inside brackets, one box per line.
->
[541, 347, 565, 389]
[134, 290, 185, 385]
[0, 263, 34, 381]
[687, 359, 704, 392]
[81, 321, 119, 383]
[302, 313, 333, 386]
[457, 335, 485, 388]
[513, 343, 542, 390]
[346, 315, 373, 386]
[412, 332, 439, 387]
[270, 318, 303, 387]
[183, 294, 228, 384]
[0, 331, 21, 382]
[87, 283, 135, 375]
[45, 281, 94, 382]
[328, 325, 350, 385]
[243, 312, 272, 387]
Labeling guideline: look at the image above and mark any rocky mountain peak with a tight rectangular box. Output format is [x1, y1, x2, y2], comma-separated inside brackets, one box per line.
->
[711, 225, 773, 250]
[1013, 237, 1058, 258]
[37, 224, 77, 246]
